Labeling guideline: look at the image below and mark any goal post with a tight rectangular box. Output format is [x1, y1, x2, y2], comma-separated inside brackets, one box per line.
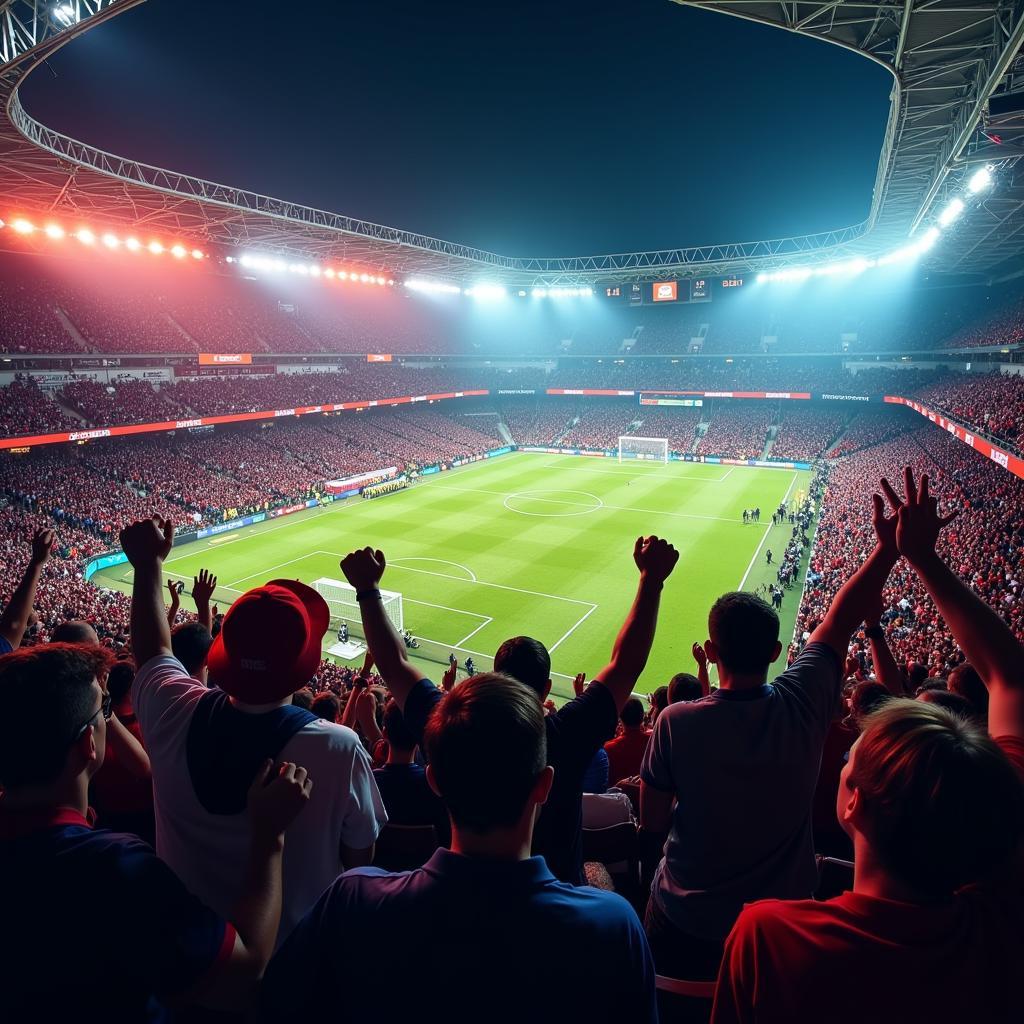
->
[618, 436, 669, 463]
[311, 578, 404, 634]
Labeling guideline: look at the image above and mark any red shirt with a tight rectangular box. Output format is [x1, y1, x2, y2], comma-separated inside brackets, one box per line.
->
[712, 736, 1024, 1024]
[604, 727, 651, 786]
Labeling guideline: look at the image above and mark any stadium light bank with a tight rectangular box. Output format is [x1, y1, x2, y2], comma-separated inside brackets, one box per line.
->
[755, 165, 993, 285]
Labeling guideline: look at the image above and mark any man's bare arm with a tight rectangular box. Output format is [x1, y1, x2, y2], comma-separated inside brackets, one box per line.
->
[0, 529, 54, 650]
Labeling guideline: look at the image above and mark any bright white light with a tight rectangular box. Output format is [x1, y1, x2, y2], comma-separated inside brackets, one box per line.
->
[465, 284, 507, 300]
[191, 249, 204, 260]
[937, 198, 964, 228]
[44, 223, 65, 239]
[102, 233, 120, 249]
[339, 271, 349, 280]
[54, 5, 77, 28]
[968, 166, 993, 194]
[148, 241, 164, 255]
[77, 229, 96, 245]
[405, 278, 461, 295]
[125, 237, 141, 251]
[756, 273, 767, 284]
[376, 276, 386, 285]
[532, 288, 547, 297]
[324, 268, 335, 279]
[308, 264, 321, 276]
[170, 244, 187, 259]
[917, 226, 941, 252]
[12, 218, 35, 235]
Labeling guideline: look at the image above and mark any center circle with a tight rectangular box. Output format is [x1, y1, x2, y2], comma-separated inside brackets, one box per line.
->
[503, 489, 604, 518]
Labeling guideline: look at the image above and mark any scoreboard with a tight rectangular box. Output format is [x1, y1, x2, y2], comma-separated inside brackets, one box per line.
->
[615, 279, 713, 305]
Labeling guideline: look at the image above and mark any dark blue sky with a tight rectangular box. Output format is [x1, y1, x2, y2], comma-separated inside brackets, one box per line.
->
[22, 0, 891, 256]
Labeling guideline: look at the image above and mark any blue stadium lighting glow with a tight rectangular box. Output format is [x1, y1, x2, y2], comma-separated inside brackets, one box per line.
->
[405, 278, 462, 295]
[937, 197, 964, 228]
[464, 284, 508, 299]
[968, 166, 993, 193]
[54, 4, 78, 28]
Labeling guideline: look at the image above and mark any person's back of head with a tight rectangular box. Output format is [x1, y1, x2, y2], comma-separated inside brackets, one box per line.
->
[916, 688, 978, 719]
[311, 692, 340, 723]
[848, 681, 891, 726]
[382, 698, 417, 753]
[105, 660, 136, 709]
[171, 622, 213, 678]
[424, 672, 548, 832]
[291, 687, 314, 710]
[668, 673, 703, 704]
[906, 662, 929, 692]
[707, 592, 781, 682]
[649, 686, 669, 717]
[844, 701, 1024, 898]
[50, 620, 99, 646]
[0, 642, 115, 791]
[948, 662, 989, 718]
[620, 696, 645, 729]
[493, 636, 551, 700]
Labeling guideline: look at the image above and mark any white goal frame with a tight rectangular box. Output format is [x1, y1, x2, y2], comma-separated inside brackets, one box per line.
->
[311, 577, 404, 633]
[618, 436, 669, 464]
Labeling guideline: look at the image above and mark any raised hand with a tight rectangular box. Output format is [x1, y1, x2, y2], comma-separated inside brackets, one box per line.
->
[880, 466, 958, 567]
[442, 660, 458, 692]
[691, 641, 707, 670]
[166, 578, 180, 608]
[247, 760, 313, 843]
[870, 491, 898, 555]
[632, 535, 680, 585]
[120, 516, 174, 567]
[30, 528, 55, 565]
[192, 568, 218, 606]
[573, 672, 586, 697]
[340, 547, 386, 591]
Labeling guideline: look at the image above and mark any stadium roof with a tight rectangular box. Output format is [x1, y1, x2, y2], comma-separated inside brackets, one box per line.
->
[0, 0, 1023, 285]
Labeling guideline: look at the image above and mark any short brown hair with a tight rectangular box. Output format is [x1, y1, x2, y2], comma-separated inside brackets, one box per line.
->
[708, 592, 779, 673]
[851, 701, 1024, 897]
[423, 672, 546, 831]
[0, 643, 115, 788]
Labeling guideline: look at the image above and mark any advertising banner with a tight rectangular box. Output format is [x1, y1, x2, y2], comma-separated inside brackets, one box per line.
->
[199, 353, 252, 365]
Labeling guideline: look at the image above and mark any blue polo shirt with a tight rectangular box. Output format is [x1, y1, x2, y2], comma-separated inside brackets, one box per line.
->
[403, 678, 618, 884]
[262, 848, 657, 1023]
[0, 806, 234, 1021]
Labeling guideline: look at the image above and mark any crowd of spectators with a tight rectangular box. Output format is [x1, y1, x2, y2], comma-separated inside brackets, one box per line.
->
[914, 370, 1024, 454]
[696, 402, 774, 460]
[770, 408, 846, 461]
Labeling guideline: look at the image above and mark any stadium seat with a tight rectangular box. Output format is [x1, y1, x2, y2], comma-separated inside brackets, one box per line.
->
[582, 821, 640, 900]
[815, 854, 855, 900]
[372, 824, 440, 872]
[655, 974, 715, 1024]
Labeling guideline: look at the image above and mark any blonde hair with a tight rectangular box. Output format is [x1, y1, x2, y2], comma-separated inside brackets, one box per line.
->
[851, 700, 1024, 897]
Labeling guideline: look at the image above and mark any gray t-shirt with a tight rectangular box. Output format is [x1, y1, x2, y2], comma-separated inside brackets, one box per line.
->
[641, 642, 841, 941]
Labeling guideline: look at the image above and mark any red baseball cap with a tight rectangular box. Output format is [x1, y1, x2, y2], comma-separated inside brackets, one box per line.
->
[206, 579, 330, 704]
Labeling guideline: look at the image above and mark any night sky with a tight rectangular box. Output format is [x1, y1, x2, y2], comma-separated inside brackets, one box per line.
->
[21, 0, 892, 256]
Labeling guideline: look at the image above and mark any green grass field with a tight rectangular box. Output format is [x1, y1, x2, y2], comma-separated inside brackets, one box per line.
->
[97, 452, 812, 700]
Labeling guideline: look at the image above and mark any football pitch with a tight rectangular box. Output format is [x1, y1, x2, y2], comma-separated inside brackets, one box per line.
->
[96, 452, 813, 701]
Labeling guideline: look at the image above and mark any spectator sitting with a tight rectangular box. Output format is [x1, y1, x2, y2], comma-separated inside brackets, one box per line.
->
[604, 697, 651, 785]
[119, 516, 387, 948]
[339, 535, 679, 886]
[641, 493, 898, 980]
[262, 674, 658, 1023]
[310, 692, 340, 723]
[0, 642, 312, 1018]
[171, 622, 213, 685]
[372, 698, 447, 837]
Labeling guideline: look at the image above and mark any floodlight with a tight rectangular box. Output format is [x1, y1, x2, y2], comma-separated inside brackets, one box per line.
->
[917, 226, 941, 252]
[170, 244, 187, 259]
[12, 218, 35, 234]
[360, 274, 370, 283]
[756, 273, 767, 284]
[466, 284, 507, 299]
[376, 276, 386, 285]
[532, 288, 547, 297]
[102, 233, 120, 249]
[148, 241, 164, 254]
[968, 166, 992, 194]
[324, 268, 335, 278]
[77, 229, 96, 245]
[339, 271, 349, 280]
[54, 4, 77, 28]
[125, 236, 141, 251]
[191, 249, 204, 260]
[44, 223, 65, 239]
[937, 198, 964, 228]
[308, 264, 321, 276]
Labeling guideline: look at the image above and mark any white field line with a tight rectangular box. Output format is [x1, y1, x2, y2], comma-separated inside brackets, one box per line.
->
[405, 597, 489, 621]
[389, 556, 478, 581]
[720, 467, 735, 480]
[548, 604, 600, 653]
[423, 481, 743, 524]
[537, 459, 731, 482]
[453, 616, 494, 647]
[315, 551, 597, 609]
[737, 471, 799, 591]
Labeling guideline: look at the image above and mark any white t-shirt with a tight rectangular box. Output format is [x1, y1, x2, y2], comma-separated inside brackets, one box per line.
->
[132, 655, 387, 946]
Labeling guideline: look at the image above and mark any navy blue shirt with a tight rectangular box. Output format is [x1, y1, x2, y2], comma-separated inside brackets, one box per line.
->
[262, 849, 657, 1024]
[0, 807, 232, 1022]
[372, 762, 448, 836]
[404, 679, 618, 884]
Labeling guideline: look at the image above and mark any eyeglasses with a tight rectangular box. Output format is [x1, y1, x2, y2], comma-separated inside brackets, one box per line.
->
[69, 692, 113, 744]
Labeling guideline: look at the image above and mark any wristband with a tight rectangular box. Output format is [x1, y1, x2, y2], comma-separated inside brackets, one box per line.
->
[864, 624, 885, 640]
[355, 589, 382, 602]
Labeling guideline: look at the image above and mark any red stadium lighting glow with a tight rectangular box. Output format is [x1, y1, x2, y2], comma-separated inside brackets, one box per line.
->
[44, 224, 65, 239]
[170, 244, 187, 259]
[76, 229, 96, 245]
[148, 241, 164, 255]
[12, 218, 35, 235]
[125, 237, 141, 251]
[376, 276, 385, 285]
[191, 248, 204, 260]
[360, 274, 370, 283]
[339, 271, 349, 280]
[102, 233, 120, 249]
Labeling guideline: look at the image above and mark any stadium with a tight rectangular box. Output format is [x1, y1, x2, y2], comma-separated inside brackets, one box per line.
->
[1, 1, 1023, 1020]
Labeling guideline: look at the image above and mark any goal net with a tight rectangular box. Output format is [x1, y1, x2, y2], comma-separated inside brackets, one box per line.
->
[618, 436, 669, 463]
[311, 578, 404, 634]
